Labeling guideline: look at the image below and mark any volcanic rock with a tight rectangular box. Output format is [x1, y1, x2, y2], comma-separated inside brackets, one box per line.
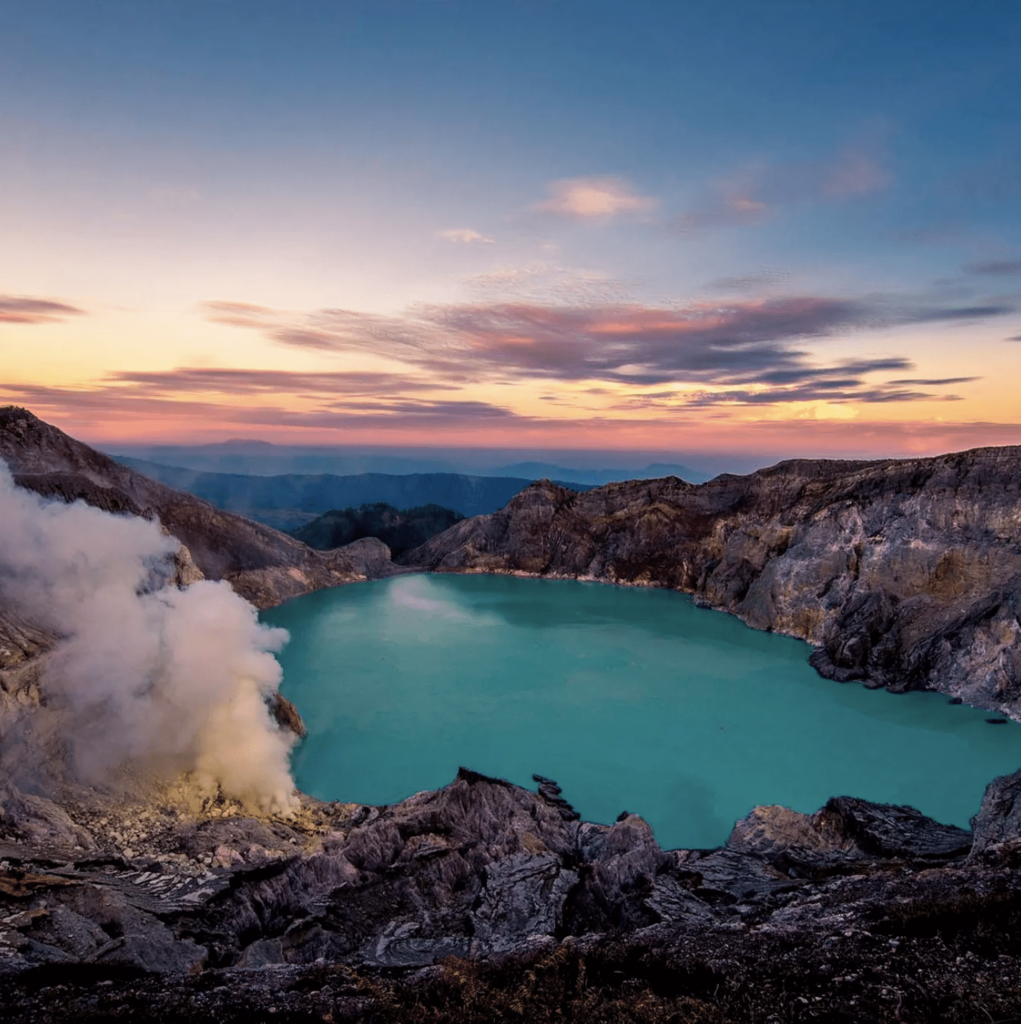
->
[402, 450, 1021, 714]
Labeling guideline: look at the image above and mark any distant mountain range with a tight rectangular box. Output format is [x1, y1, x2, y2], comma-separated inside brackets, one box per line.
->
[104, 442, 713, 484]
[113, 457, 594, 527]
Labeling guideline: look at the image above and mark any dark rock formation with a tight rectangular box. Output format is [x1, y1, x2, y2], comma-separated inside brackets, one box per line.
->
[402, 450, 1021, 714]
[3, 766, 1021, 1020]
[292, 502, 464, 557]
[970, 767, 1021, 858]
[533, 774, 581, 821]
[0, 766, 999, 972]
[267, 693, 307, 739]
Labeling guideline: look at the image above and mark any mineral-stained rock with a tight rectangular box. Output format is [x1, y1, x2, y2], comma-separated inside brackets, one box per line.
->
[970, 767, 1021, 859]
[267, 692, 308, 739]
[402, 449, 1021, 715]
[0, 765, 1020, 1018]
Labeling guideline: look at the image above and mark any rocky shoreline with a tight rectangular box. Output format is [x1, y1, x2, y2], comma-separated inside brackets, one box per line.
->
[3, 406, 1021, 1019]
[4, 765, 1021, 1021]
[401, 449, 1021, 718]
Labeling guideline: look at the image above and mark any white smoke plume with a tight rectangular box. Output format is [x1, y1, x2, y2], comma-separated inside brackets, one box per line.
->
[0, 463, 298, 813]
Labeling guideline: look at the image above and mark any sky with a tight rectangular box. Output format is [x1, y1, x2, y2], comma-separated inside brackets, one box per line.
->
[1, 0, 1019, 460]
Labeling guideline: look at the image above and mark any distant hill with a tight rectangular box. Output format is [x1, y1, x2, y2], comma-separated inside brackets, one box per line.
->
[114, 457, 591, 526]
[292, 503, 464, 557]
[490, 461, 710, 485]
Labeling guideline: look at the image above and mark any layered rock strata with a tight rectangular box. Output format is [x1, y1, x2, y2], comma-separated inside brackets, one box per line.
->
[0, 765, 1007, 971]
[3, 766, 1021, 1021]
[402, 449, 1021, 714]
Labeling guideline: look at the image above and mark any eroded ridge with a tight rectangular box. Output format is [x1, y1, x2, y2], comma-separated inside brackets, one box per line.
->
[402, 451, 1021, 715]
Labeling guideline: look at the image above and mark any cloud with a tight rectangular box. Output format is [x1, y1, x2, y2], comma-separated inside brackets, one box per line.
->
[903, 304, 1014, 323]
[886, 377, 981, 386]
[0, 295, 87, 325]
[1006, 334, 1021, 342]
[749, 358, 913, 386]
[203, 293, 1012, 395]
[673, 193, 772, 233]
[822, 147, 891, 198]
[607, 354, 971, 409]
[533, 176, 658, 220]
[708, 270, 793, 292]
[673, 141, 891, 235]
[464, 262, 633, 304]
[965, 259, 1021, 276]
[105, 367, 457, 397]
[438, 228, 495, 245]
[675, 383, 961, 407]
[0, 383, 521, 432]
[203, 301, 277, 329]
[323, 398, 515, 419]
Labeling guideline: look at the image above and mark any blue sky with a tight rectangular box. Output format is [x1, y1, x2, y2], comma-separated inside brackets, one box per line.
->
[1, 0, 1019, 454]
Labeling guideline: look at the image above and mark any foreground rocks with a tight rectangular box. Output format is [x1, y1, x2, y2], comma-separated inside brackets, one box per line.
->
[2, 767, 1021, 1020]
[402, 449, 1021, 716]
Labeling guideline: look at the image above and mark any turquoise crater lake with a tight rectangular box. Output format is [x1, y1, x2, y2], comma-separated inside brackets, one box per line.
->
[263, 574, 1021, 850]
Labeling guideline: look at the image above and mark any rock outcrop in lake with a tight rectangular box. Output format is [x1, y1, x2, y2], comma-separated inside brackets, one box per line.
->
[402, 450, 1021, 715]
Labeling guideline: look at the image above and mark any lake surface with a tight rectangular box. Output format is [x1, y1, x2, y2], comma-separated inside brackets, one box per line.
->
[262, 573, 1021, 850]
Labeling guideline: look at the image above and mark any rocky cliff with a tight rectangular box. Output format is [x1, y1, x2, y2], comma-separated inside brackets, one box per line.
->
[402, 449, 1021, 715]
[0, 406, 397, 612]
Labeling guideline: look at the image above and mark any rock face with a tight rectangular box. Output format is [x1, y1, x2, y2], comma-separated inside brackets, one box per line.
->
[402, 450, 1021, 714]
[5, 764, 1021, 1024]
[0, 765, 1013, 975]
[0, 406, 395, 609]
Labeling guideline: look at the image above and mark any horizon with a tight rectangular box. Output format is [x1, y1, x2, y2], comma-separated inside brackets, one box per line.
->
[9, 403, 1021, 483]
[1, 1, 1019, 457]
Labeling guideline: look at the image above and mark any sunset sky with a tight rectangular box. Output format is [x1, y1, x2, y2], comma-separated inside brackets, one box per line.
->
[1, 0, 1019, 459]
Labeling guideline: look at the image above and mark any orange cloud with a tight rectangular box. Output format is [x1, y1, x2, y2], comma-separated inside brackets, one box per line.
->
[438, 228, 495, 245]
[533, 176, 658, 220]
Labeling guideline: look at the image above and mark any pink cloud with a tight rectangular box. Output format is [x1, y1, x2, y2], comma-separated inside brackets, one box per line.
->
[0, 295, 87, 325]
